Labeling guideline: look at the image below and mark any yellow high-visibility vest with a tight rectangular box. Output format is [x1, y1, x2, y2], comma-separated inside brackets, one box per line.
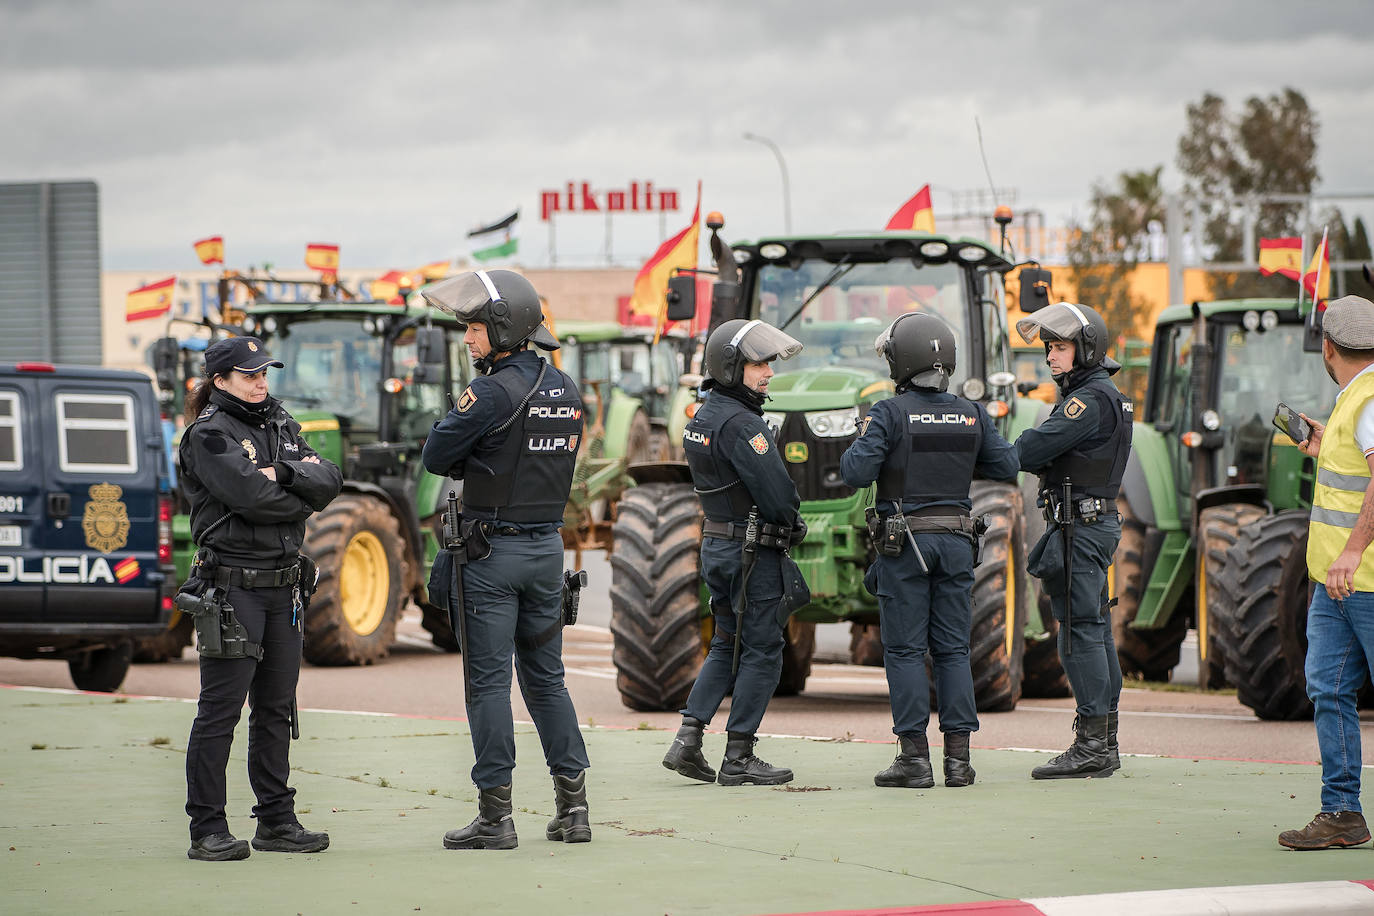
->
[1308, 369, 1374, 590]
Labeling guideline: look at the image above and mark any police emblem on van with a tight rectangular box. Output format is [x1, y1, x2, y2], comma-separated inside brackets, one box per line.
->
[81, 483, 130, 554]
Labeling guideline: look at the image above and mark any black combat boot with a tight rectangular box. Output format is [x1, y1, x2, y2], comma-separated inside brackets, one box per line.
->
[443, 784, 518, 850]
[874, 733, 934, 788]
[187, 832, 250, 861]
[1107, 711, 1121, 772]
[545, 771, 592, 843]
[252, 820, 330, 853]
[943, 732, 976, 788]
[1031, 715, 1113, 780]
[662, 716, 716, 783]
[718, 732, 794, 786]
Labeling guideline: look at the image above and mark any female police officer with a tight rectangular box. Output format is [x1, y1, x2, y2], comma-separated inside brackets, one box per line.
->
[661, 318, 806, 786]
[420, 270, 591, 850]
[179, 336, 342, 861]
[840, 312, 1019, 788]
[1014, 302, 1133, 779]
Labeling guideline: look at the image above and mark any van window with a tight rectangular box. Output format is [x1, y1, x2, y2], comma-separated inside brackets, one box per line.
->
[57, 393, 137, 473]
[0, 390, 20, 470]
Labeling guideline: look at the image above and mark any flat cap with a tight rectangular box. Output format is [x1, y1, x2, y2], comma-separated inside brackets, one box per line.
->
[1323, 296, 1374, 350]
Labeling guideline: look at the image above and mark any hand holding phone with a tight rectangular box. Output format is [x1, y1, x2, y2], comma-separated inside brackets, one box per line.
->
[1272, 402, 1312, 445]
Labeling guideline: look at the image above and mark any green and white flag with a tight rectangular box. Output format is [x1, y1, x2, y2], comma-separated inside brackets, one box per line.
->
[468, 209, 519, 261]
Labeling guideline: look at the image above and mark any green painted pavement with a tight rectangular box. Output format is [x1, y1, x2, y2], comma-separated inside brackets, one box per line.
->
[1, 687, 1367, 916]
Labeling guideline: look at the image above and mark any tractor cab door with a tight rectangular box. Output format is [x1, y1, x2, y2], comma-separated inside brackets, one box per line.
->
[1148, 322, 1196, 522]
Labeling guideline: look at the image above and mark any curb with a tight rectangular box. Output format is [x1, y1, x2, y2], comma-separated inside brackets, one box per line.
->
[766, 879, 1374, 916]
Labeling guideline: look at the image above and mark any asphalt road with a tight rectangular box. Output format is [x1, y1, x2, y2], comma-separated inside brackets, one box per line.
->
[2, 548, 1365, 767]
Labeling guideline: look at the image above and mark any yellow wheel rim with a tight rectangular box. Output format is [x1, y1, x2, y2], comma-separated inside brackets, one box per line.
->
[1005, 541, 1017, 657]
[341, 530, 389, 636]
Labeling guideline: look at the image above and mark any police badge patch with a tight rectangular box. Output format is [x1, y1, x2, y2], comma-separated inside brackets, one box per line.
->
[241, 438, 257, 462]
[457, 386, 478, 413]
[1064, 397, 1087, 420]
[749, 433, 770, 455]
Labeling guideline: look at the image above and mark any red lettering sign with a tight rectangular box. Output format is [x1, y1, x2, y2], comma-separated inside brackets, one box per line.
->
[538, 181, 681, 220]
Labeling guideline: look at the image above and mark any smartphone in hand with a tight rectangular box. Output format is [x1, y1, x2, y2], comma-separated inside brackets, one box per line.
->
[1272, 402, 1312, 444]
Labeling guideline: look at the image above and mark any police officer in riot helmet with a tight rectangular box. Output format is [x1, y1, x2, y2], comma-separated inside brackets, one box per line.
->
[840, 312, 1019, 788]
[421, 269, 592, 848]
[663, 318, 808, 786]
[180, 336, 342, 860]
[1014, 302, 1133, 779]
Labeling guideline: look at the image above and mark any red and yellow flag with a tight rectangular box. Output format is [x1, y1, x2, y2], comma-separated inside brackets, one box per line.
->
[193, 236, 224, 265]
[885, 184, 936, 232]
[1303, 230, 1330, 304]
[418, 260, 450, 281]
[113, 557, 140, 584]
[370, 270, 413, 304]
[1258, 237, 1302, 281]
[305, 243, 340, 272]
[629, 182, 701, 342]
[125, 277, 175, 322]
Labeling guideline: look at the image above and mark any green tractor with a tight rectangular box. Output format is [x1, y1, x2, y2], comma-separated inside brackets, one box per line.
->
[1113, 298, 1336, 718]
[166, 299, 475, 664]
[606, 222, 1053, 712]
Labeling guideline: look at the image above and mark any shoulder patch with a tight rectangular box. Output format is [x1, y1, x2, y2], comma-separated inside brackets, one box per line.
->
[456, 386, 478, 413]
[749, 432, 770, 455]
[1064, 396, 1087, 420]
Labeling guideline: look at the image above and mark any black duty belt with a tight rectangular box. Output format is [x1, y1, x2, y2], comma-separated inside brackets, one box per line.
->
[907, 506, 971, 519]
[199, 563, 301, 589]
[702, 518, 792, 542]
[1046, 496, 1117, 524]
[905, 514, 978, 536]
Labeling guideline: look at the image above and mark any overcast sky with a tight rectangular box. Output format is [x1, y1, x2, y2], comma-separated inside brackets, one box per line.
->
[4, 0, 1372, 274]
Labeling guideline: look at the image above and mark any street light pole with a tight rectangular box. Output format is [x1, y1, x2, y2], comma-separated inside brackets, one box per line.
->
[743, 132, 792, 234]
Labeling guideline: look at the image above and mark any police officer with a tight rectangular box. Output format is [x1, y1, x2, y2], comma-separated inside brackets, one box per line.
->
[1014, 302, 1133, 779]
[662, 318, 806, 786]
[420, 270, 591, 849]
[180, 336, 342, 861]
[839, 312, 1019, 788]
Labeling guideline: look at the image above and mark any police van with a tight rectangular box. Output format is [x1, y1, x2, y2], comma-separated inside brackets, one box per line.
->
[0, 362, 176, 691]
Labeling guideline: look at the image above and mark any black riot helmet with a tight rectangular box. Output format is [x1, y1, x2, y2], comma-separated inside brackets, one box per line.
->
[1015, 301, 1119, 373]
[874, 311, 957, 392]
[421, 269, 560, 354]
[703, 319, 803, 388]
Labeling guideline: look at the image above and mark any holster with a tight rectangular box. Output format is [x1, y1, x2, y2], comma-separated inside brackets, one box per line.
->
[562, 569, 587, 627]
[459, 517, 493, 562]
[175, 584, 263, 661]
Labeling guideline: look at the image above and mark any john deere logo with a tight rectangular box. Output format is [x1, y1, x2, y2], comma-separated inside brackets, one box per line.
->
[82, 483, 130, 554]
[785, 442, 809, 463]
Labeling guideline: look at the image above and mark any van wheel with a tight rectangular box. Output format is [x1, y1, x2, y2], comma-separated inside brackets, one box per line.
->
[132, 615, 194, 663]
[303, 495, 403, 666]
[69, 642, 133, 692]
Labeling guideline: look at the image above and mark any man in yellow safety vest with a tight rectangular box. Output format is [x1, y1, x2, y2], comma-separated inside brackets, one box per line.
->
[1279, 294, 1374, 851]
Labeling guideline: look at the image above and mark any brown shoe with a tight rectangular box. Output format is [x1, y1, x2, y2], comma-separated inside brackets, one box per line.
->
[1278, 811, 1371, 850]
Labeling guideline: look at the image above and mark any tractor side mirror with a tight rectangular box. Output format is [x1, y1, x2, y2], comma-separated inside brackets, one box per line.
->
[1018, 267, 1052, 313]
[413, 327, 447, 382]
[152, 337, 179, 392]
[666, 275, 696, 322]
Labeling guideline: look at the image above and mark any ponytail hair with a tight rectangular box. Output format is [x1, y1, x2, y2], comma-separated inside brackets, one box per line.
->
[185, 374, 216, 423]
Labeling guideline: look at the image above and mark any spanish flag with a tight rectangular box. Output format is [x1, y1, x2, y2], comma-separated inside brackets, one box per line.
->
[885, 184, 936, 233]
[193, 236, 224, 265]
[1258, 237, 1302, 281]
[1303, 229, 1330, 304]
[627, 182, 701, 342]
[113, 557, 140, 584]
[125, 277, 175, 322]
[305, 243, 340, 272]
[370, 270, 411, 304]
[418, 260, 450, 281]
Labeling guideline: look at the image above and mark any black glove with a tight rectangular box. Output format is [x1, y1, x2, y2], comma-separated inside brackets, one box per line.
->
[789, 518, 808, 547]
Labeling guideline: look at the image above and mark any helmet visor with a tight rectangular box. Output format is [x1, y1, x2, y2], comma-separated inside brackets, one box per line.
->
[1015, 302, 1093, 345]
[735, 320, 803, 363]
[419, 271, 500, 324]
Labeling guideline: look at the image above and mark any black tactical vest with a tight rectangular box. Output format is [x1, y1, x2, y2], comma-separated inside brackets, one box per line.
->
[462, 361, 583, 523]
[683, 401, 758, 522]
[876, 390, 983, 506]
[1044, 376, 1133, 498]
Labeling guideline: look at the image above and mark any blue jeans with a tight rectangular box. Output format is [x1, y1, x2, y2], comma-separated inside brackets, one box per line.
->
[1306, 585, 1374, 813]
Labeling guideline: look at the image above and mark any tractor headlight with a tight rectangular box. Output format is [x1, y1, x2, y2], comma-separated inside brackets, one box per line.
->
[961, 378, 986, 401]
[1243, 310, 1260, 331]
[1261, 310, 1279, 330]
[919, 241, 949, 259]
[804, 408, 859, 438]
[1201, 409, 1221, 431]
[240, 316, 256, 333]
[759, 243, 789, 260]
[261, 317, 278, 335]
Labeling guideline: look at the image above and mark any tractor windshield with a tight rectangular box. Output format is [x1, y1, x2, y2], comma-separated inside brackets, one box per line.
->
[268, 319, 387, 431]
[755, 260, 968, 383]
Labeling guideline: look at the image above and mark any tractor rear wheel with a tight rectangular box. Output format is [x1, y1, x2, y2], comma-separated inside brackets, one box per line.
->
[1197, 504, 1267, 689]
[1020, 609, 1071, 698]
[849, 622, 884, 667]
[1112, 494, 1187, 681]
[302, 494, 403, 666]
[1209, 510, 1313, 720]
[132, 614, 194, 663]
[608, 483, 705, 711]
[775, 619, 815, 695]
[968, 480, 1027, 712]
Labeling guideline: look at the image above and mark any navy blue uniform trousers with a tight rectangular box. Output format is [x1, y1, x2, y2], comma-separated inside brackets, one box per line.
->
[1038, 517, 1123, 718]
[185, 583, 301, 840]
[461, 530, 589, 789]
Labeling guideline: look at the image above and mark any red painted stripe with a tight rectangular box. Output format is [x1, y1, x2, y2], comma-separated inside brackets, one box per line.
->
[760, 902, 1041, 916]
[1354, 880, 1374, 893]
[114, 557, 137, 571]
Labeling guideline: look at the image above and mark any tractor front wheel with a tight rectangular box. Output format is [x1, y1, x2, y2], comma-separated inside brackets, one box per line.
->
[775, 619, 815, 696]
[1112, 494, 1187, 681]
[1196, 504, 1267, 689]
[968, 480, 1027, 712]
